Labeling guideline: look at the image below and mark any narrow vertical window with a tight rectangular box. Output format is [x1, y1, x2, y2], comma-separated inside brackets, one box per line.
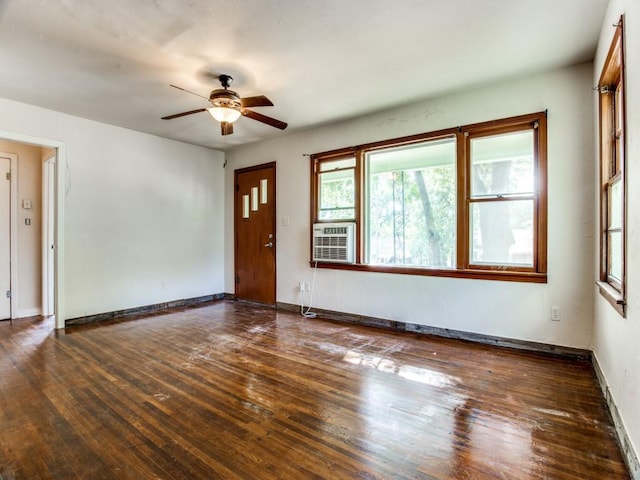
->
[260, 179, 268, 204]
[317, 156, 356, 221]
[251, 186, 259, 211]
[242, 195, 250, 219]
[597, 17, 625, 315]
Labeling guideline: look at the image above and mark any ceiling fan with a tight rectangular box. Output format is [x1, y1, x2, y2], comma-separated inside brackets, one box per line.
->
[161, 74, 287, 136]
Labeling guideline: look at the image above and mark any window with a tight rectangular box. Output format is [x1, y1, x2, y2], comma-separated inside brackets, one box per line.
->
[366, 138, 456, 268]
[311, 112, 547, 283]
[318, 156, 356, 221]
[597, 17, 626, 315]
[467, 126, 538, 269]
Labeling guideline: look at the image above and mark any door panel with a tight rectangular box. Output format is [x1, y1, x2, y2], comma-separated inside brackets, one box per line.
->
[234, 163, 276, 305]
[0, 157, 11, 320]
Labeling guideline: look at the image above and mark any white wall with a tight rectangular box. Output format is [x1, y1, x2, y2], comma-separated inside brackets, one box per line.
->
[0, 140, 42, 316]
[593, 0, 640, 471]
[225, 63, 595, 349]
[0, 97, 226, 320]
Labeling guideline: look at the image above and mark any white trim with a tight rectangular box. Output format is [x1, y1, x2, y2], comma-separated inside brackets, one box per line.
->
[2, 152, 19, 319]
[42, 155, 55, 317]
[0, 130, 66, 329]
[0, 152, 18, 318]
[10, 154, 17, 319]
[16, 307, 42, 318]
[55, 144, 66, 329]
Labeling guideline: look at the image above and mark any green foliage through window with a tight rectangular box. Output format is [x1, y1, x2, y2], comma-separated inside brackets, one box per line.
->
[366, 139, 456, 267]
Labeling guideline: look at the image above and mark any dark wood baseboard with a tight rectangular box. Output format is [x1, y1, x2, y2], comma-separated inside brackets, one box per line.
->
[593, 354, 640, 480]
[2, 301, 629, 478]
[67, 295, 592, 359]
[277, 300, 640, 478]
[276, 301, 591, 360]
[65, 293, 227, 327]
[63, 295, 636, 477]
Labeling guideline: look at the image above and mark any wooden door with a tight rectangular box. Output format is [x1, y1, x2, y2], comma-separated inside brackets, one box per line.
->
[234, 163, 276, 305]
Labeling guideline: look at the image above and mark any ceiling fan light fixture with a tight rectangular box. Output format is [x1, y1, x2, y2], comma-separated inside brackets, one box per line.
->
[208, 106, 241, 123]
[163, 74, 287, 134]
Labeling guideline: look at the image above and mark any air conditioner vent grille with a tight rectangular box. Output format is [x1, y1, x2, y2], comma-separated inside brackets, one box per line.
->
[314, 236, 348, 247]
[312, 223, 355, 264]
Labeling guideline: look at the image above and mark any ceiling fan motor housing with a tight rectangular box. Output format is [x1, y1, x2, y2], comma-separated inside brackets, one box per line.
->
[209, 89, 242, 109]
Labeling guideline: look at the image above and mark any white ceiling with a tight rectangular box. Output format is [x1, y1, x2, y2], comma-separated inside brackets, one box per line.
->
[0, 0, 609, 151]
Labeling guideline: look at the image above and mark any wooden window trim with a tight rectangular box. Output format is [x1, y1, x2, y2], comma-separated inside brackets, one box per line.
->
[597, 16, 626, 316]
[310, 112, 548, 283]
[462, 114, 547, 274]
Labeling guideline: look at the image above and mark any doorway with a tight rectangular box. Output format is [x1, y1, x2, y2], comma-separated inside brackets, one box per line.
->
[0, 132, 65, 328]
[234, 162, 276, 305]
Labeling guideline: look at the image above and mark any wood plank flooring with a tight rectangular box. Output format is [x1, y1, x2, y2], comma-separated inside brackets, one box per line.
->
[0, 301, 630, 479]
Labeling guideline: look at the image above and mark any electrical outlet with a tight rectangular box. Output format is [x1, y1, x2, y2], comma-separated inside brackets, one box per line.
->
[304, 281, 311, 292]
[551, 306, 561, 321]
[299, 281, 305, 292]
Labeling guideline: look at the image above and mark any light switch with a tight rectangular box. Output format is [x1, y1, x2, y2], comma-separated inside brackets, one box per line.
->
[25, 218, 31, 226]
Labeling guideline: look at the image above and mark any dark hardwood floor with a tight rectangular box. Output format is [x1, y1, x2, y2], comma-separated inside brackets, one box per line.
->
[0, 301, 630, 479]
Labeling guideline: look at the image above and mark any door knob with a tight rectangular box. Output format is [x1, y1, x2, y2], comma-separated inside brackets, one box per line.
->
[264, 242, 273, 248]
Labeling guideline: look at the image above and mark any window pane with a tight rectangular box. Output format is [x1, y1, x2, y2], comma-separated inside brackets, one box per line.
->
[319, 157, 356, 172]
[609, 179, 622, 229]
[615, 84, 623, 174]
[319, 169, 355, 220]
[471, 130, 534, 196]
[608, 230, 622, 281]
[470, 200, 533, 266]
[366, 139, 456, 267]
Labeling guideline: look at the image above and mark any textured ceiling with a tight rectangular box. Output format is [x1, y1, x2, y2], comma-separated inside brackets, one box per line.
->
[0, 0, 608, 151]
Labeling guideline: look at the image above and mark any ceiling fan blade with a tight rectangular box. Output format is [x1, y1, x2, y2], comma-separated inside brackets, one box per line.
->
[242, 109, 288, 130]
[221, 121, 234, 136]
[240, 95, 274, 108]
[169, 84, 209, 101]
[161, 108, 207, 120]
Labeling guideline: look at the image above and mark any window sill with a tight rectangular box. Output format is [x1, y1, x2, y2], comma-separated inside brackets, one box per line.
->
[596, 281, 626, 317]
[310, 262, 547, 283]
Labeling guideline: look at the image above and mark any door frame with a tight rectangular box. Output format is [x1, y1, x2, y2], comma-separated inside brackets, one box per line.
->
[234, 161, 277, 305]
[0, 130, 66, 329]
[0, 153, 17, 319]
[42, 154, 56, 317]
[9, 154, 17, 318]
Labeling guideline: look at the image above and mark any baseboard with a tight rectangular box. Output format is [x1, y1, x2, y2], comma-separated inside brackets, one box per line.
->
[592, 354, 640, 480]
[74, 294, 589, 358]
[276, 301, 591, 360]
[62, 293, 638, 475]
[63, 294, 637, 476]
[65, 293, 226, 327]
[278, 300, 640, 476]
[15, 307, 42, 319]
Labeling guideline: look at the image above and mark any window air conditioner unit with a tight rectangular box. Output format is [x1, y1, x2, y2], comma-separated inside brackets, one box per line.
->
[312, 222, 356, 264]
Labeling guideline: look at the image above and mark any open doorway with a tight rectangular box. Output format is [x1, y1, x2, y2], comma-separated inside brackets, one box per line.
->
[0, 131, 65, 329]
